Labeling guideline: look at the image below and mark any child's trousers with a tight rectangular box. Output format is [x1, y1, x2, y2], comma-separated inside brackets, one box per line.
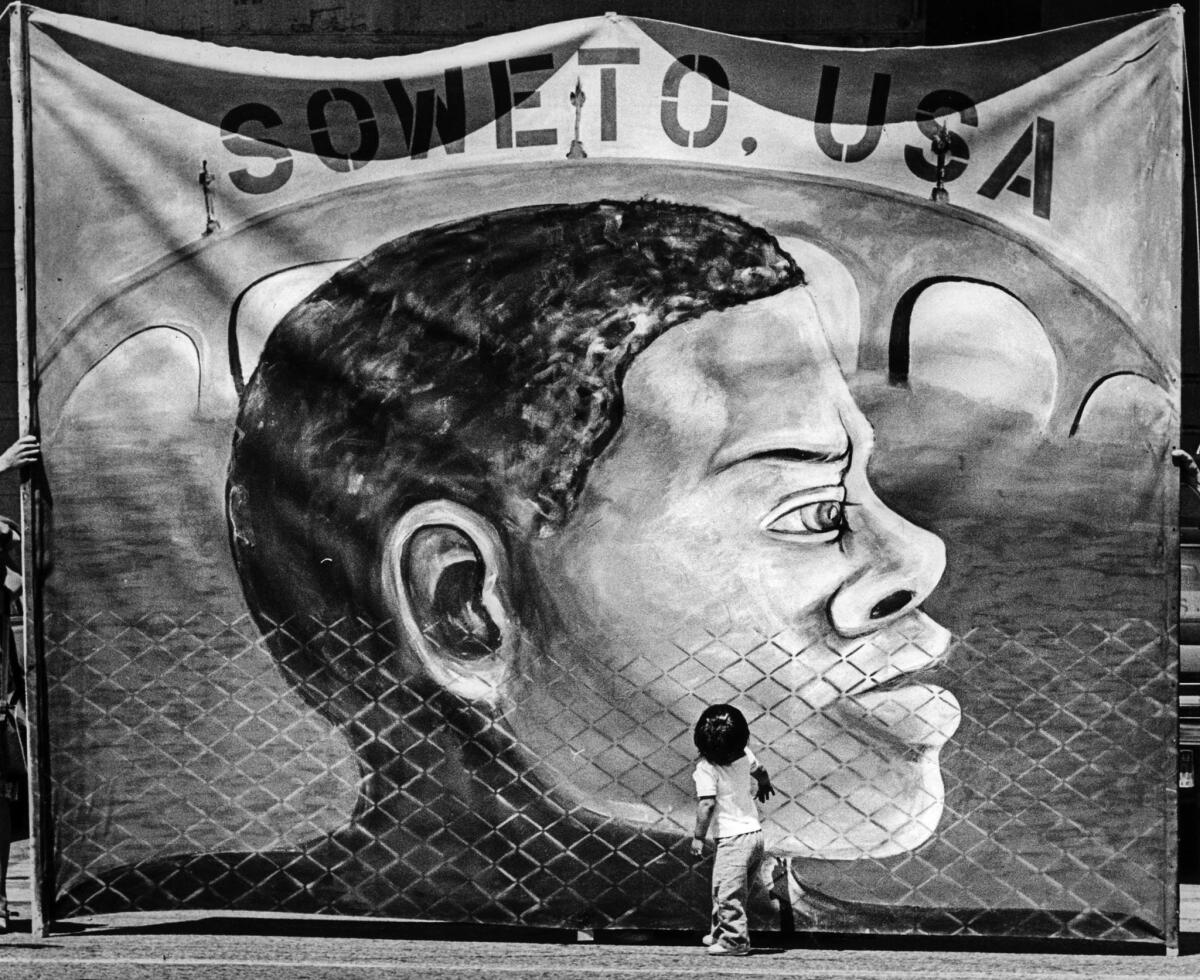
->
[710, 829, 766, 950]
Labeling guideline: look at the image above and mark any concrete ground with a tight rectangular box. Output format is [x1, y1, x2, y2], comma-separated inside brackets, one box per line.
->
[2, 844, 1198, 979]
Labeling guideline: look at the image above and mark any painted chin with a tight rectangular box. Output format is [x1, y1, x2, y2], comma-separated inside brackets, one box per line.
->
[770, 746, 950, 860]
[854, 751, 948, 859]
[769, 674, 961, 859]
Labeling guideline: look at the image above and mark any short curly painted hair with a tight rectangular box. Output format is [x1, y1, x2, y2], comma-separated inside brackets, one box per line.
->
[227, 200, 804, 703]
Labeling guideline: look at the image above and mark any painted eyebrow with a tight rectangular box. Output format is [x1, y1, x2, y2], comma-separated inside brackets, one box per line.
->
[711, 446, 850, 474]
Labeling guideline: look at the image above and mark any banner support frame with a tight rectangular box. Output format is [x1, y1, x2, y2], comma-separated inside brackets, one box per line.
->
[9, 0, 52, 939]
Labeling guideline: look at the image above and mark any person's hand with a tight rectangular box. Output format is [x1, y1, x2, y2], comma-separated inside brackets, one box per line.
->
[0, 435, 40, 474]
[690, 837, 705, 857]
[754, 777, 775, 803]
[1174, 449, 1200, 491]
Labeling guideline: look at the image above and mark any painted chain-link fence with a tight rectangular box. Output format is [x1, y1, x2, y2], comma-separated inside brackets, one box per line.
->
[46, 610, 1170, 939]
[41, 381, 1175, 941]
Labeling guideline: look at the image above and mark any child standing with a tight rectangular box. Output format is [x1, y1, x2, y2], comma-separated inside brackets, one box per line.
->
[690, 703, 775, 956]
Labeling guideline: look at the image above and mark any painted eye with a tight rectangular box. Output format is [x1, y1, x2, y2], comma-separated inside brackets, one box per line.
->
[767, 499, 845, 535]
[805, 500, 845, 532]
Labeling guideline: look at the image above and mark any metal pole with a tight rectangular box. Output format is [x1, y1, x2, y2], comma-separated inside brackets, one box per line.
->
[1166, 8, 1195, 958]
[9, 1, 50, 938]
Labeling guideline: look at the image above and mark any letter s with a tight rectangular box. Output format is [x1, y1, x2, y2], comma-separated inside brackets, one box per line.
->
[220, 103, 294, 195]
[904, 89, 977, 185]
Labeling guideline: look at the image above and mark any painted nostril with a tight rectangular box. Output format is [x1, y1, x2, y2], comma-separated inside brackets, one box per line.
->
[870, 589, 915, 620]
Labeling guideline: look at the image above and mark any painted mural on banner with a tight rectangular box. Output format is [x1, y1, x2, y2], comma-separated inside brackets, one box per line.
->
[19, 5, 1180, 941]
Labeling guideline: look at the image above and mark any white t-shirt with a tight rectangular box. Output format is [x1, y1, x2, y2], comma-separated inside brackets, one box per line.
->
[693, 749, 762, 839]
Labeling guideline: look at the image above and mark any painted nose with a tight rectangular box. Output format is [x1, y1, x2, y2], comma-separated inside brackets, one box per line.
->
[827, 511, 945, 638]
[870, 589, 915, 621]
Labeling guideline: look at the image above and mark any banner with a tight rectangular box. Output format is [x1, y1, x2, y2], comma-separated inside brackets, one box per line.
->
[18, 5, 1181, 942]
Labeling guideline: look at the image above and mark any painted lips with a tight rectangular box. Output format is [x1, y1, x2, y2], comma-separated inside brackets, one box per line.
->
[832, 612, 961, 749]
[841, 681, 962, 748]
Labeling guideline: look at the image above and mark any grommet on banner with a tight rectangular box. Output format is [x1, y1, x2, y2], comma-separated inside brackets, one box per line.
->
[567, 78, 588, 160]
[929, 122, 951, 204]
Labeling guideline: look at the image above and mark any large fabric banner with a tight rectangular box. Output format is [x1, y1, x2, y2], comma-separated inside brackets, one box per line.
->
[18, 5, 1181, 941]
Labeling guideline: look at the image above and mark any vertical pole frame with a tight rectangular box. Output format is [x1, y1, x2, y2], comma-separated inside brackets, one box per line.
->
[1168, 7, 1200, 957]
[9, 1, 51, 938]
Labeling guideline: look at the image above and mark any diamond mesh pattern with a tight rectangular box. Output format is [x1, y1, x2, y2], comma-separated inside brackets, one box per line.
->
[45, 609, 1170, 942]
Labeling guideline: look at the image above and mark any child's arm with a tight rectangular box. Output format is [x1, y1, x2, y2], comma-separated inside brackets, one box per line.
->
[750, 762, 775, 803]
[691, 797, 716, 856]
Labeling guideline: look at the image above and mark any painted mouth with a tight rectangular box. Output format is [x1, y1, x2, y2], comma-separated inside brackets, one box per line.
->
[830, 614, 961, 749]
[839, 681, 962, 749]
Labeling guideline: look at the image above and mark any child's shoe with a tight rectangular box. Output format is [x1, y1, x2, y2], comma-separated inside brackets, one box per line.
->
[706, 942, 749, 956]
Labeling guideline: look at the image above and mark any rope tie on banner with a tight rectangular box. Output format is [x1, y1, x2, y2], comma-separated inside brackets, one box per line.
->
[0, 3, 28, 27]
[929, 121, 952, 204]
[199, 161, 220, 236]
[567, 78, 588, 160]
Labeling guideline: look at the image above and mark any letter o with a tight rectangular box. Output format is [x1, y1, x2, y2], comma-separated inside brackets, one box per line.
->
[660, 55, 729, 149]
[307, 87, 380, 173]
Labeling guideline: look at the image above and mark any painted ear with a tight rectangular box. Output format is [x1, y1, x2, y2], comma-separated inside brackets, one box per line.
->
[381, 500, 516, 704]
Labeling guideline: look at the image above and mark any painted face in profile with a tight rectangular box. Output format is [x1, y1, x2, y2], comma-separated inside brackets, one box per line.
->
[513, 288, 961, 860]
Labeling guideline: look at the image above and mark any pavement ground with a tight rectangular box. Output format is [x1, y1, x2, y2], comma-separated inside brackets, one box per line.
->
[1, 843, 1197, 979]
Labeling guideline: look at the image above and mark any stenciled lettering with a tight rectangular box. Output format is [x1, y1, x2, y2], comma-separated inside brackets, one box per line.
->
[216, 63, 1059, 224]
[383, 70, 467, 158]
[489, 54, 557, 148]
[660, 55, 729, 149]
[814, 65, 891, 164]
[578, 47, 640, 141]
[904, 90, 977, 185]
[978, 117, 1054, 219]
[307, 87, 379, 173]
[220, 102, 294, 195]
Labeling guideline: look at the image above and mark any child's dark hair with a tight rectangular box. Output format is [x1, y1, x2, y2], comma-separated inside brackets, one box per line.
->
[693, 704, 750, 766]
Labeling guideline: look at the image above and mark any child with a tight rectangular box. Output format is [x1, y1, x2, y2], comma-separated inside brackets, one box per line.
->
[690, 703, 775, 956]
